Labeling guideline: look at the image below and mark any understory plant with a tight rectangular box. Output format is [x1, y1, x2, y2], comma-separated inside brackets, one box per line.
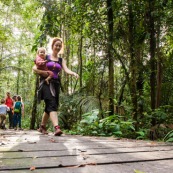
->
[163, 130, 173, 142]
[68, 109, 136, 138]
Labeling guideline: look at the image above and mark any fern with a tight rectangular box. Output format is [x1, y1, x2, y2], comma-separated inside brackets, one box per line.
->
[163, 130, 173, 142]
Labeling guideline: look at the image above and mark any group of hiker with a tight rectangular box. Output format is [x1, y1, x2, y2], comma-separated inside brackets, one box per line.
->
[0, 92, 24, 130]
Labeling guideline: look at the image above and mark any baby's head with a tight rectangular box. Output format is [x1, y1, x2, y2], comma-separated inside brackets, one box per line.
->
[1, 98, 5, 104]
[37, 47, 46, 58]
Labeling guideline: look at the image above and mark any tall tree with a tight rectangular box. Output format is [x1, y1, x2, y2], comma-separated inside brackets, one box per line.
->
[147, 0, 157, 125]
[107, 0, 114, 115]
[128, 0, 138, 123]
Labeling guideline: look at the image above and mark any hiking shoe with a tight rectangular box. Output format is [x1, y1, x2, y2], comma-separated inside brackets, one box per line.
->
[37, 125, 48, 134]
[2, 124, 6, 130]
[54, 126, 62, 136]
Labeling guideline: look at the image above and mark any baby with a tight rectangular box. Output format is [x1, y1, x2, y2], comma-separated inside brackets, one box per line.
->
[35, 47, 54, 84]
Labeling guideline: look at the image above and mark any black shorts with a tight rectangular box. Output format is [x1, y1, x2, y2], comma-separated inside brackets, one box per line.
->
[41, 80, 60, 114]
[44, 97, 58, 114]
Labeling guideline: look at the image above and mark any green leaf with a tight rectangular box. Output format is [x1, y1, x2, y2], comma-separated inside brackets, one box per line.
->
[136, 131, 145, 136]
[92, 131, 98, 135]
[134, 169, 145, 173]
[129, 125, 135, 131]
[166, 138, 173, 142]
[80, 119, 89, 124]
[113, 131, 122, 135]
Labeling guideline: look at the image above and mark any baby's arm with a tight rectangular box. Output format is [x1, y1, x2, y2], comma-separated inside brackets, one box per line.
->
[33, 65, 49, 78]
[35, 57, 47, 66]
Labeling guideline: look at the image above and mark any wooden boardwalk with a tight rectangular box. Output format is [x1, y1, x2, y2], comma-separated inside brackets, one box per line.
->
[0, 130, 173, 173]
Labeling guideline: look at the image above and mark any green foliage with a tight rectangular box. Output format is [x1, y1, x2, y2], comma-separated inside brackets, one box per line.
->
[99, 115, 135, 137]
[77, 109, 100, 135]
[151, 108, 167, 124]
[67, 109, 136, 138]
[163, 130, 173, 142]
[136, 129, 149, 140]
[58, 94, 100, 129]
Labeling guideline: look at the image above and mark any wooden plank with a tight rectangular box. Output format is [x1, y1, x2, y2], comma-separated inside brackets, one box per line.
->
[1, 149, 173, 170]
[1, 130, 169, 146]
[1, 131, 171, 152]
[1, 130, 173, 173]
[1, 160, 173, 173]
[1, 145, 173, 159]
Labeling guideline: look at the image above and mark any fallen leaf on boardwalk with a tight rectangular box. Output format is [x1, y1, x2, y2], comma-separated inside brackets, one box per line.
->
[78, 149, 87, 152]
[68, 165, 82, 168]
[50, 138, 56, 143]
[76, 164, 85, 167]
[18, 149, 23, 152]
[87, 162, 97, 166]
[69, 164, 88, 168]
[150, 141, 157, 145]
[83, 155, 89, 160]
[134, 169, 145, 173]
[81, 152, 89, 160]
[77, 163, 97, 167]
[28, 141, 37, 144]
[147, 141, 157, 146]
[30, 166, 36, 171]
[33, 156, 37, 159]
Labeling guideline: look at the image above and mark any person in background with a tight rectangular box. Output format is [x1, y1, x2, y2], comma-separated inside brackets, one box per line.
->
[13, 95, 24, 130]
[5, 92, 14, 129]
[0, 98, 9, 129]
[12, 95, 17, 103]
[12, 95, 17, 113]
[35, 47, 54, 85]
[33, 37, 79, 136]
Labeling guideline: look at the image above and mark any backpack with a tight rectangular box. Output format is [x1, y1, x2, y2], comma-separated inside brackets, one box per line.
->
[14, 102, 22, 113]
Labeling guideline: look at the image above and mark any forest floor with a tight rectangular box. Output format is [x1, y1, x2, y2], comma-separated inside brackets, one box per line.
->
[0, 129, 173, 173]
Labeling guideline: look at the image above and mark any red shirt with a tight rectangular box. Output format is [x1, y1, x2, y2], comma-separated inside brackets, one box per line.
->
[5, 97, 13, 108]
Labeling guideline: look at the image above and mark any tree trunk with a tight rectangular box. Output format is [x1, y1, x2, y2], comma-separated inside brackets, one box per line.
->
[64, 30, 70, 93]
[148, 0, 156, 125]
[136, 48, 144, 119]
[107, 0, 114, 115]
[78, 33, 83, 88]
[30, 75, 39, 129]
[128, 0, 138, 124]
[118, 78, 126, 106]
[155, 12, 162, 108]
